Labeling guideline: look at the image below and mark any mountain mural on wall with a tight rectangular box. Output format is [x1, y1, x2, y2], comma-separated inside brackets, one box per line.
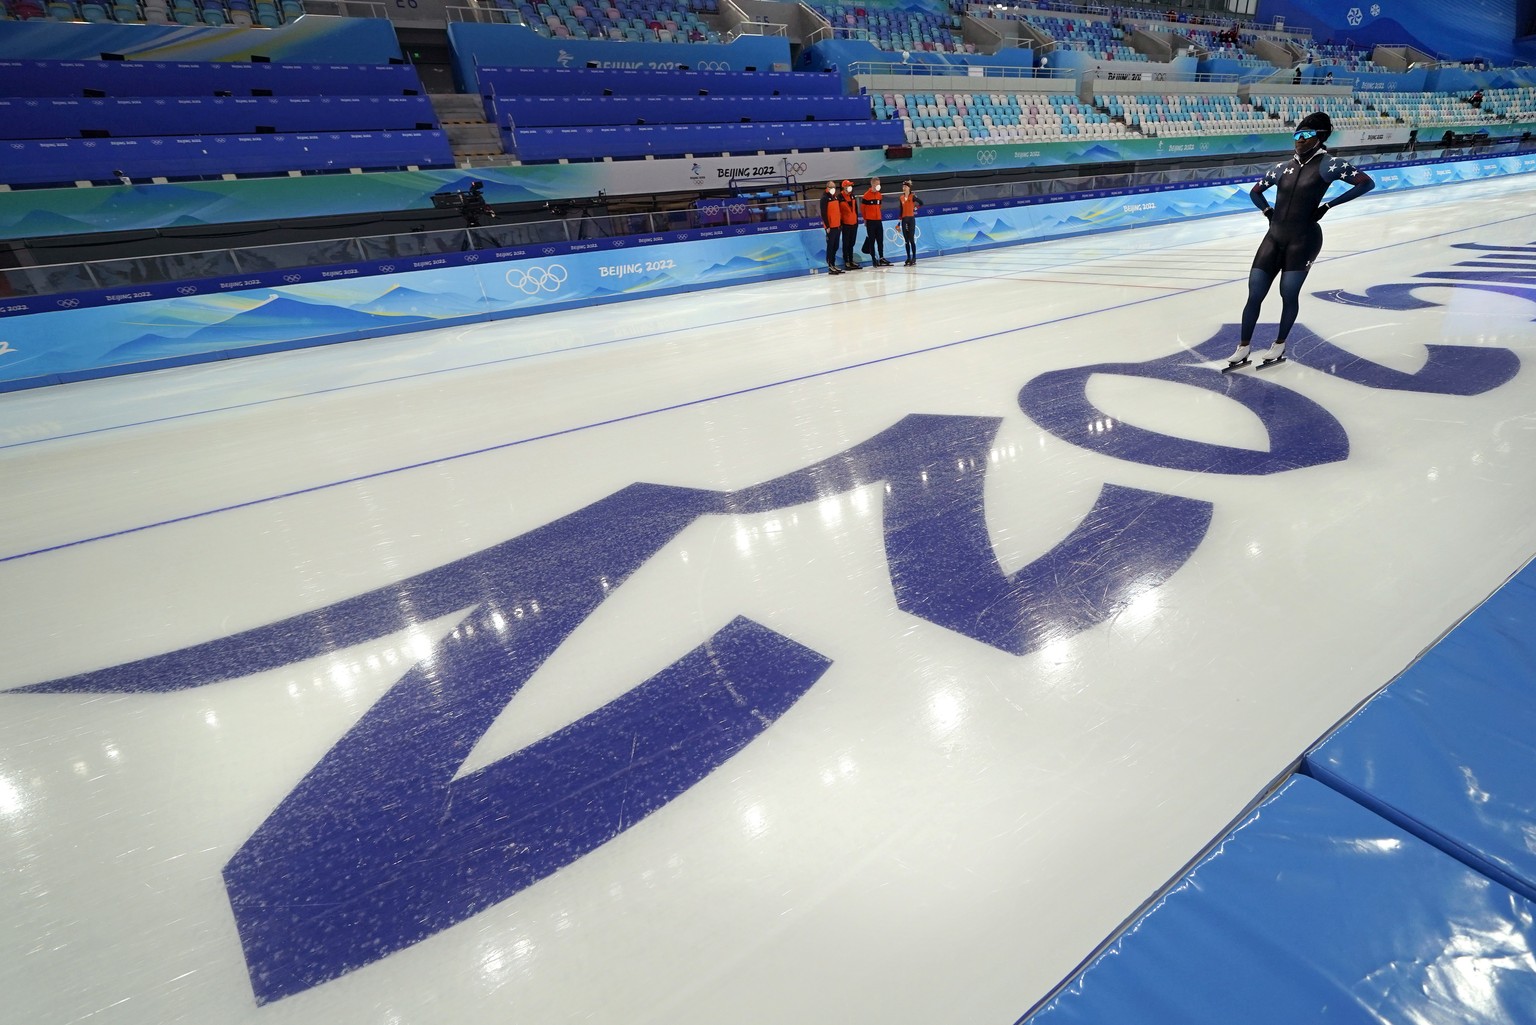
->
[100, 294, 436, 362]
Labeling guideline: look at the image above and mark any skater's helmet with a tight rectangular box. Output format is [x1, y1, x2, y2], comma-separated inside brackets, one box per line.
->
[1295, 111, 1333, 143]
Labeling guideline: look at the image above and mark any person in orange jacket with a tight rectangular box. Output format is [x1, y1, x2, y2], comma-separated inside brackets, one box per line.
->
[859, 178, 891, 266]
[898, 179, 923, 266]
[818, 180, 844, 275]
[838, 179, 862, 270]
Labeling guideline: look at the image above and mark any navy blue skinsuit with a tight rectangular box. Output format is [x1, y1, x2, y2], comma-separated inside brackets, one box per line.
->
[1240, 147, 1375, 345]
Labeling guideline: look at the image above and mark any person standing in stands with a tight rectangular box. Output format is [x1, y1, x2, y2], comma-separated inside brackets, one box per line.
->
[1225, 112, 1375, 370]
[820, 180, 845, 275]
[860, 178, 890, 266]
[898, 180, 922, 266]
[839, 180, 862, 270]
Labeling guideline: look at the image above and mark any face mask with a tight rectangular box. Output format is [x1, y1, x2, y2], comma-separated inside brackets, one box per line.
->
[873, 185, 881, 192]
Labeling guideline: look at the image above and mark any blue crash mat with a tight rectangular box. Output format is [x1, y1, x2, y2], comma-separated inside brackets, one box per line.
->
[1026, 775, 1536, 1024]
[1306, 563, 1536, 903]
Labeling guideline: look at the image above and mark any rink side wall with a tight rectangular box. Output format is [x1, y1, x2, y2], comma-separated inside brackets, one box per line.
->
[2, 150, 1534, 392]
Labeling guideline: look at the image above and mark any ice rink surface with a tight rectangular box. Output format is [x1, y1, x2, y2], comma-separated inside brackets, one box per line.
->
[3, 172, 1536, 1025]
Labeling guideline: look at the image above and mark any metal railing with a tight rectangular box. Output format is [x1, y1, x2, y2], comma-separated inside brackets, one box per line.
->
[299, 0, 388, 16]
[850, 61, 1083, 82]
[0, 200, 807, 298]
[6, 138, 1532, 300]
[725, 18, 788, 39]
[445, 2, 522, 23]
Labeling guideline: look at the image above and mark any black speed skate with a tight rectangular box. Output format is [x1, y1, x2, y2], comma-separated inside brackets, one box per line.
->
[1221, 357, 1251, 373]
[1256, 354, 1287, 370]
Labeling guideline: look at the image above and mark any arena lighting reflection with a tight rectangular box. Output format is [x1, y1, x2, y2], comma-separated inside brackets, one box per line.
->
[928, 688, 966, 737]
[1424, 919, 1536, 1015]
[0, 773, 26, 818]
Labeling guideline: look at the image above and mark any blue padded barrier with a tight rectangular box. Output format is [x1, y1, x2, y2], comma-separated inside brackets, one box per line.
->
[0, 95, 439, 140]
[504, 118, 903, 161]
[495, 93, 871, 129]
[1303, 560, 1536, 905]
[1028, 775, 1536, 1024]
[1, 131, 454, 185]
[0, 59, 424, 98]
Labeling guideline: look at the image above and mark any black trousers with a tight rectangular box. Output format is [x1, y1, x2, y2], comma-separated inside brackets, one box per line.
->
[841, 224, 859, 266]
[864, 220, 885, 261]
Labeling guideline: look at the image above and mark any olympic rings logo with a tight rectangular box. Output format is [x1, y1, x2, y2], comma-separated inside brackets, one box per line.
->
[57, 298, 80, 308]
[886, 223, 920, 243]
[284, 273, 303, 283]
[781, 160, 809, 174]
[378, 265, 395, 274]
[976, 149, 998, 165]
[695, 60, 730, 71]
[505, 263, 568, 295]
[465, 254, 480, 263]
[176, 285, 199, 295]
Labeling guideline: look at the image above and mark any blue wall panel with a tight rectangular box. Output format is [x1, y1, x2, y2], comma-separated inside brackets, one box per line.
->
[1262, 0, 1519, 64]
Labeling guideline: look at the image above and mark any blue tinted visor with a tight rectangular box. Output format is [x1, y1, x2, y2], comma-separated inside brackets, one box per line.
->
[1294, 129, 1320, 140]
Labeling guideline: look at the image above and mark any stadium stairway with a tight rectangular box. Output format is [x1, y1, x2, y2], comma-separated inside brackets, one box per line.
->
[430, 92, 502, 165]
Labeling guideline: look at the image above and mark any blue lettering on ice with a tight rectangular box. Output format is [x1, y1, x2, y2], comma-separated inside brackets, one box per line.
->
[1318, 242, 1536, 326]
[8, 309, 1522, 1002]
[13, 413, 1213, 1002]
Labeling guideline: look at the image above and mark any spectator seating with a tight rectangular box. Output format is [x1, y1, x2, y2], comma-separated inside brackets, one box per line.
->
[510, 0, 720, 42]
[1101, 93, 1272, 137]
[1031, 14, 1146, 62]
[486, 65, 899, 162]
[811, 2, 971, 54]
[499, 93, 871, 128]
[3, 132, 452, 185]
[1481, 87, 1536, 121]
[508, 119, 900, 161]
[881, 91, 1126, 146]
[0, 58, 452, 185]
[479, 65, 842, 111]
[1293, 41, 1374, 72]
[0, 95, 439, 138]
[1250, 93, 1395, 131]
[1365, 90, 1503, 127]
[1176, 27, 1276, 70]
[0, 59, 424, 98]
[1, 0, 304, 24]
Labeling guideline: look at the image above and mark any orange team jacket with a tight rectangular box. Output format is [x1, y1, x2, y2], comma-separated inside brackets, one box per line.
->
[860, 188, 884, 222]
[899, 193, 921, 218]
[820, 191, 843, 229]
[839, 191, 859, 225]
